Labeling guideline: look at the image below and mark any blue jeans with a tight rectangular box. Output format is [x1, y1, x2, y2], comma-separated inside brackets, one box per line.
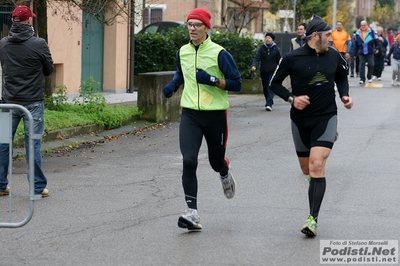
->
[0, 101, 47, 194]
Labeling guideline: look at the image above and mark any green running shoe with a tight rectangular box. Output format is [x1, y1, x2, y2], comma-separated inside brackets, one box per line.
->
[301, 214, 317, 236]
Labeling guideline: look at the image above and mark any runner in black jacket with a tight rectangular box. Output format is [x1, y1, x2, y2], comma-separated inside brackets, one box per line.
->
[270, 15, 353, 237]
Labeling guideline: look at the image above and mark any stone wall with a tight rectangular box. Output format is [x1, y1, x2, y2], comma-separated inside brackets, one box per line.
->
[136, 71, 182, 123]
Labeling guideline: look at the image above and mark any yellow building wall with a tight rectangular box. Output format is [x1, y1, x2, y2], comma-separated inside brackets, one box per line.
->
[103, 12, 129, 93]
[47, 5, 130, 94]
[47, 5, 83, 94]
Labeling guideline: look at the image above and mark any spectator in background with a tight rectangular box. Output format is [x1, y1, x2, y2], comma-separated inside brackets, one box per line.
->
[386, 34, 400, 86]
[251, 32, 282, 111]
[386, 29, 394, 47]
[284, 23, 307, 91]
[395, 27, 400, 38]
[0, 6, 54, 197]
[331, 21, 351, 63]
[348, 31, 359, 78]
[290, 23, 307, 51]
[386, 29, 394, 66]
[352, 20, 380, 84]
[372, 26, 388, 81]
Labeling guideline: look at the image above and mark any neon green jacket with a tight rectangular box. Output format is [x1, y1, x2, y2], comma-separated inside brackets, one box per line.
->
[179, 38, 229, 110]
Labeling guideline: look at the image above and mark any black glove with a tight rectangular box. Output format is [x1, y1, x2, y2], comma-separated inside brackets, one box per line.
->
[196, 68, 217, 86]
[162, 81, 177, 98]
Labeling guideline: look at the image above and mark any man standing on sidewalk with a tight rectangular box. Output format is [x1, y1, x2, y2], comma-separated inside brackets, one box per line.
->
[162, 8, 242, 230]
[270, 15, 353, 237]
[0, 6, 54, 197]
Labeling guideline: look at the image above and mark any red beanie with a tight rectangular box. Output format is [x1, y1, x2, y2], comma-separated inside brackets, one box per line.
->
[186, 8, 211, 29]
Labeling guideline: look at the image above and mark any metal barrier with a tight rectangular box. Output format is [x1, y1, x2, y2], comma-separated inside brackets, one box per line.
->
[0, 104, 42, 228]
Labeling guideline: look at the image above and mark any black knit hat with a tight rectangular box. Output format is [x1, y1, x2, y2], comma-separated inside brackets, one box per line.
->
[306, 15, 331, 37]
[265, 32, 275, 41]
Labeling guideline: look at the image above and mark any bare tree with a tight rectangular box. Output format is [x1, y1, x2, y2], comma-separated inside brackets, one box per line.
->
[220, 0, 269, 34]
[46, 0, 133, 26]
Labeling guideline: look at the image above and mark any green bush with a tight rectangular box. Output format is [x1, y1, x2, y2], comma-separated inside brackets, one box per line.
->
[134, 29, 263, 79]
[211, 32, 263, 79]
[135, 33, 176, 73]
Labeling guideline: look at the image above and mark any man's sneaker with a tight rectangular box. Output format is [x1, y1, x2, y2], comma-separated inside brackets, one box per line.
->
[0, 186, 10, 196]
[178, 209, 202, 230]
[372, 76, 377, 80]
[350, 74, 354, 78]
[265, 106, 272, 111]
[368, 79, 372, 83]
[359, 80, 364, 85]
[220, 159, 235, 199]
[301, 214, 318, 236]
[41, 188, 49, 198]
[377, 77, 381, 81]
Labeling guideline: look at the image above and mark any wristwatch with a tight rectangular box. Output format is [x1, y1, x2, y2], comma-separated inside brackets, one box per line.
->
[288, 96, 294, 105]
[214, 77, 220, 86]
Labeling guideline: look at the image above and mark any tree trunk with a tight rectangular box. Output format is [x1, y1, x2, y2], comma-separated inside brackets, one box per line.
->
[35, 0, 53, 98]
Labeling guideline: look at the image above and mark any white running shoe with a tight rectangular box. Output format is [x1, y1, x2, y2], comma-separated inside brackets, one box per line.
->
[265, 106, 272, 111]
[178, 209, 202, 230]
[220, 159, 235, 199]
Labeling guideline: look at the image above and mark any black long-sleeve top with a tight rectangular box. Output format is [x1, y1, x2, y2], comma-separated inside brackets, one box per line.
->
[270, 43, 349, 119]
[0, 24, 54, 104]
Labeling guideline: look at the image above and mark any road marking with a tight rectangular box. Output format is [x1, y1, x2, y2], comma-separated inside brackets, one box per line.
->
[364, 83, 384, 88]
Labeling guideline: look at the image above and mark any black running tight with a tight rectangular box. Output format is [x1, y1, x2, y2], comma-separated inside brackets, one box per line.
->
[179, 108, 229, 210]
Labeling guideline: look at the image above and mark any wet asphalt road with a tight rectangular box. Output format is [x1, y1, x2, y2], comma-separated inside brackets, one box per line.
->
[1, 79, 400, 265]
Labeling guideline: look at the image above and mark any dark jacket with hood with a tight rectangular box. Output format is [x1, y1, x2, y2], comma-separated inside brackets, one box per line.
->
[387, 41, 400, 60]
[0, 23, 54, 104]
[251, 43, 281, 73]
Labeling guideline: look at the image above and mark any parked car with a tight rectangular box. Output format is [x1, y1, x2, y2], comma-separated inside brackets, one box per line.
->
[137, 21, 184, 35]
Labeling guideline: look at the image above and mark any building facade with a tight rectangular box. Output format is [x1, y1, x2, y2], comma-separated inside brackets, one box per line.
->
[1, 0, 399, 96]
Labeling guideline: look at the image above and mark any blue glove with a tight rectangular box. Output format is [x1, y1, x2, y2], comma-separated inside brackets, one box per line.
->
[196, 68, 217, 86]
[162, 81, 176, 98]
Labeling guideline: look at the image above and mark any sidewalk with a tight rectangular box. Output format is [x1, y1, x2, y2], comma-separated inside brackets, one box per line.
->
[66, 91, 138, 105]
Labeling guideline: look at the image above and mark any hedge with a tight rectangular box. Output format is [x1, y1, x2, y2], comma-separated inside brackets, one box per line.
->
[134, 27, 263, 79]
